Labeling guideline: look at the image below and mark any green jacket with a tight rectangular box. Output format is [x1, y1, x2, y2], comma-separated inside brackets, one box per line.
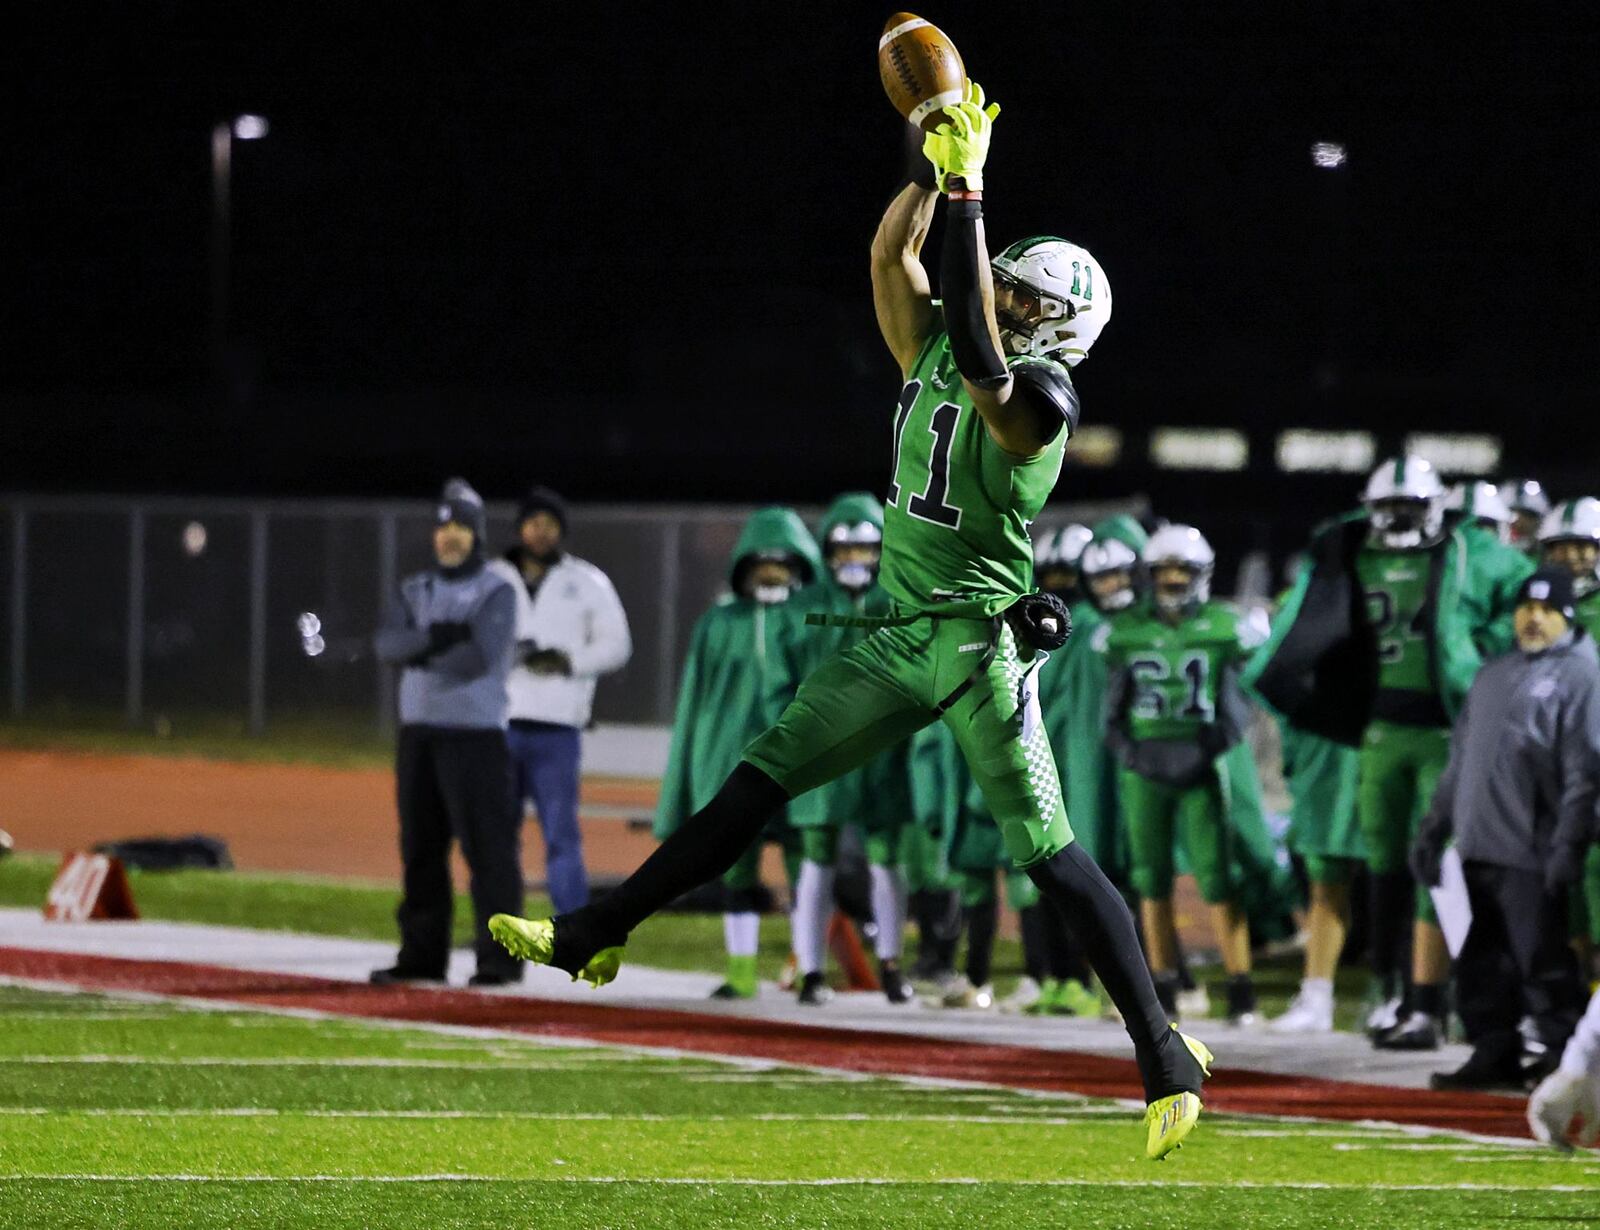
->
[781, 494, 911, 831]
[654, 508, 821, 838]
[1456, 522, 1535, 659]
[1244, 513, 1485, 745]
[1040, 514, 1148, 874]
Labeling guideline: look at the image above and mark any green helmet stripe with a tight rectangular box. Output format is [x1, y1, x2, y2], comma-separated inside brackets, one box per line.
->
[1393, 457, 1406, 486]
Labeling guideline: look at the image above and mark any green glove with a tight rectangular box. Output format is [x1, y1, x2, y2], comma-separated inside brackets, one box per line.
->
[922, 80, 1000, 192]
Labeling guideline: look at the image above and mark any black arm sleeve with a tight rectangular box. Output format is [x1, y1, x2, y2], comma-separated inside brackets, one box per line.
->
[940, 199, 1009, 388]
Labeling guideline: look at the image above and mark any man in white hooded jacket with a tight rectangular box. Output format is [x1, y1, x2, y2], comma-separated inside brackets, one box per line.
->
[497, 486, 632, 914]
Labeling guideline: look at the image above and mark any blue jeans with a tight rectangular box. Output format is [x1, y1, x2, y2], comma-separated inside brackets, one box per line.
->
[507, 720, 588, 913]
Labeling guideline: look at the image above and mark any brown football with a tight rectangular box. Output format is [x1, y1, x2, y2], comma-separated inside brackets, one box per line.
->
[878, 13, 966, 132]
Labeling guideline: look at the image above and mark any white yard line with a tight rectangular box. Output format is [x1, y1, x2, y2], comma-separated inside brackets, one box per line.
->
[0, 1108, 1148, 1125]
[0, 1174, 1592, 1192]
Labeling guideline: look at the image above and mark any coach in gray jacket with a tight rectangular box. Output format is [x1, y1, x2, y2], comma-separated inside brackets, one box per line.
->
[372, 478, 524, 987]
[1413, 569, 1600, 1090]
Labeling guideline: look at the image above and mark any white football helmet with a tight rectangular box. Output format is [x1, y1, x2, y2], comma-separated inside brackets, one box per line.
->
[1363, 455, 1445, 549]
[1501, 478, 1553, 553]
[1079, 537, 1140, 612]
[824, 520, 883, 593]
[1035, 523, 1093, 570]
[1144, 525, 1215, 614]
[990, 237, 1111, 367]
[1446, 481, 1513, 543]
[1538, 497, 1600, 597]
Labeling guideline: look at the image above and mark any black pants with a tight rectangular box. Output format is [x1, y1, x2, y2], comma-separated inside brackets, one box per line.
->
[1457, 860, 1586, 1060]
[395, 725, 524, 978]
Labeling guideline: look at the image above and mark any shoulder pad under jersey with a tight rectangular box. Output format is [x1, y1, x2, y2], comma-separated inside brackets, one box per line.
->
[1009, 358, 1081, 435]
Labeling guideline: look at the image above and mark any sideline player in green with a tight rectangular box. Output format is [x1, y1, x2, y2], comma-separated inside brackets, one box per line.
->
[1447, 481, 1535, 659]
[780, 493, 917, 1005]
[1501, 478, 1552, 556]
[1249, 456, 1491, 1051]
[1538, 497, 1600, 972]
[490, 85, 1212, 1159]
[1102, 525, 1269, 1024]
[1268, 557, 1364, 1034]
[653, 507, 819, 999]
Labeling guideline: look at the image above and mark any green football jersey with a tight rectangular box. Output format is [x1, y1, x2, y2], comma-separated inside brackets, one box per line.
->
[879, 333, 1069, 619]
[1102, 601, 1259, 741]
[1577, 591, 1600, 642]
[1355, 546, 1436, 694]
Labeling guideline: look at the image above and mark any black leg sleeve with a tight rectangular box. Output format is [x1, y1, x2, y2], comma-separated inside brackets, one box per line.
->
[1029, 844, 1204, 1101]
[1368, 869, 1413, 988]
[585, 761, 788, 941]
[1038, 897, 1092, 983]
[964, 898, 999, 988]
[1018, 904, 1049, 984]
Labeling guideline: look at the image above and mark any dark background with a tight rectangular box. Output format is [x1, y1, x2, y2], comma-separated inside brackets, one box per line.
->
[7, 2, 1598, 564]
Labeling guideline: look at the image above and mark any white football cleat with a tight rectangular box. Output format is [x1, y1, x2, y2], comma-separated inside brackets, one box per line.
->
[1271, 988, 1335, 1033]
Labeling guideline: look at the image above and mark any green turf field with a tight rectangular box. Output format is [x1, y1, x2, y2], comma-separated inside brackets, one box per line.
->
[0, 984, 1594, 1229]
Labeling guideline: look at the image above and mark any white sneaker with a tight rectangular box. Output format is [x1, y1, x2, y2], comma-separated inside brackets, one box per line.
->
[1364, 995, 1402, 1038]
[1000, 976, 1042, 1013]
[1271, 989, 1335, 1033]
[937, 976, 996, 1010]
[1527, 1067, 1600, 1150]
[1175, 986, 1211, 1021]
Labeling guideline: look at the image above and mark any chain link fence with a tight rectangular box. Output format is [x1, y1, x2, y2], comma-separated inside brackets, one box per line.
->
[1, 493, 1147, 737]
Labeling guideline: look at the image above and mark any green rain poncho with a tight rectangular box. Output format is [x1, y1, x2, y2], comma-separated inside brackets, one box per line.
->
[654, 507, 822, 839]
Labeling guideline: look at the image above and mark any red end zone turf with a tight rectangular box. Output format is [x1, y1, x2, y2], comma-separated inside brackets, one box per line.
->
[0, 945, 1530, 1139]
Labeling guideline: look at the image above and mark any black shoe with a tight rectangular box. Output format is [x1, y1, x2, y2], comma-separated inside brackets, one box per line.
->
[798, 972, 834, 1006]
[1373, 1011, 1442, 1051]
[547, 907, 626, 978]
[880, 965, 915, 1005]
[468, 968, 523, 988]
[1428, 1052, 1524, 1092]
[369, 965, 445, 986]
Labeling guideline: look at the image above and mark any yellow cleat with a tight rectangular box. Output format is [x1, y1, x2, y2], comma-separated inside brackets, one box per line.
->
[487, 914, 625, 989]
[1145, 1091, 1202, 1160]
[1144, 1029, 1213, 1161]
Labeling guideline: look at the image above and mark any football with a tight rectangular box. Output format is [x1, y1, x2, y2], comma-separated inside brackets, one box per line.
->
[878, 12, 966, 132]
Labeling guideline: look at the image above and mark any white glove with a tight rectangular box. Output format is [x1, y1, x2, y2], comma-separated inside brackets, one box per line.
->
[1527, 1066, 1600, 1149]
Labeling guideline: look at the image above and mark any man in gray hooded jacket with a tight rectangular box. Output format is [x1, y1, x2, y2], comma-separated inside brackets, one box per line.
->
[372, 478, 523, 987]
[1413, 569, 1600, 1090]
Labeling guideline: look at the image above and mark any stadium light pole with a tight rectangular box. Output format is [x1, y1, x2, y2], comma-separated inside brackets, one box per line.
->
[210, 115, 269, 394]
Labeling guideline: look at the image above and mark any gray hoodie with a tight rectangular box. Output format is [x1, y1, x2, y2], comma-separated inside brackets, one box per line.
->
[1419, 631, 1600, 874]
[375, 561, 518, 731]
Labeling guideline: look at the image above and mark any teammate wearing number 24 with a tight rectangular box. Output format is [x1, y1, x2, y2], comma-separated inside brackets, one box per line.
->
[487, 82, 1211, 1160]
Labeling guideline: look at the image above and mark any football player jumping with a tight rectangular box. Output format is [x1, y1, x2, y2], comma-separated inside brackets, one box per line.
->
[489, 84, 1211, 1160]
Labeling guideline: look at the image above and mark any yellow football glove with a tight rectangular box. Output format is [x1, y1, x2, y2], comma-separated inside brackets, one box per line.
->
[922, 80, 1001, 192]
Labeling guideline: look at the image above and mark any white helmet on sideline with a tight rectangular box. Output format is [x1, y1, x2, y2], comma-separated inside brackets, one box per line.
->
[1538, 497, 1600, 597]
[1364, 456, 1445, 549]
[1144, 525, 1216, 614]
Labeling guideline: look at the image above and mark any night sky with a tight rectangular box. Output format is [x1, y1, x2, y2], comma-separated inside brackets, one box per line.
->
[8, 3, 1599, 557]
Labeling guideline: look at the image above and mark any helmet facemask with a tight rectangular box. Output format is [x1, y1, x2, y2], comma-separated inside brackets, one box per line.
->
[992, 266, 1077, 360]
[1543, 540, 1600, 597]
[825, 522, 882, 594]
[1368, 498, 1442, 550]
[1151, 562, 1211, 618]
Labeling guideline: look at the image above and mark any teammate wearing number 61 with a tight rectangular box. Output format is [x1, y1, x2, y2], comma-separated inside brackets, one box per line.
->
[486, 82, 1212, 1160]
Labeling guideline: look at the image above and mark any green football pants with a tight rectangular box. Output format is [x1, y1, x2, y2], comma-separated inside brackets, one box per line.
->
[898, 822, 954, 894]
[1119, 767, 1234, 904]
[799, 822, 901, 868]
[1358, 719, 1451, 921]
[745, 615, 1073, 869]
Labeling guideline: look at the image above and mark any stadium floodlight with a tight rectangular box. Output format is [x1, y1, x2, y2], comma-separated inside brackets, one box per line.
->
[1150, 427, 1249, 472]
[1311, 141, 1347, 169]
[181, 521, 208, 557]
[1063, 424, 1123, 468]
[1404, 433, 1503, 476]
[232, 114, 270, 141]
[1276, 429, 1375, 474]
